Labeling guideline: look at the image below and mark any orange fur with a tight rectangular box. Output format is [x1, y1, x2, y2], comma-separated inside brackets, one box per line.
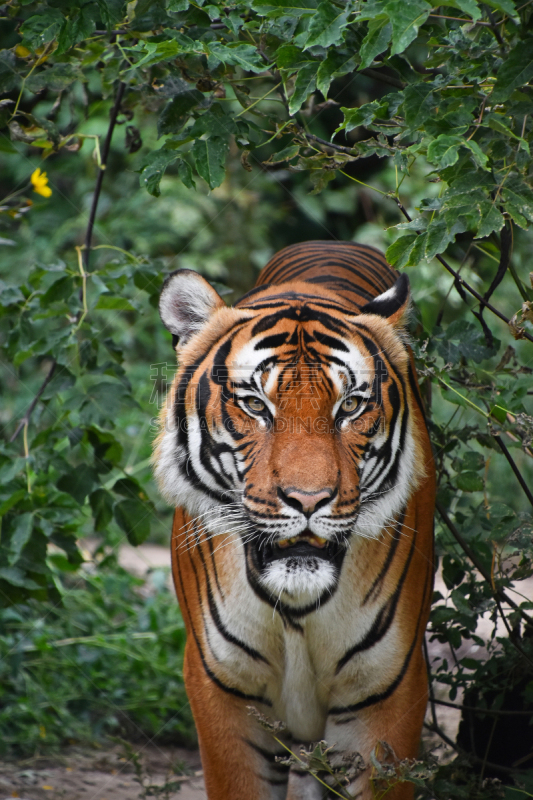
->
[155, 241, 436, 800]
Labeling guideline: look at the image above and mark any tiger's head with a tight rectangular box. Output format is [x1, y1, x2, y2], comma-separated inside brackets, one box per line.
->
[154, 270, 426, 606]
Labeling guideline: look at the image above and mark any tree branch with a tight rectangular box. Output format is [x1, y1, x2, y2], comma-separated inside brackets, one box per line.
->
[9, 359, 57, 443]
[394, 200, 533, 345]
[473, 222, 513, 347]
[358, 67, 405, 89]
[83, 80, 126, 271]
[432, 696, 533, 717]
[435, 500, 533, 629]
[492, 433, 533, 509]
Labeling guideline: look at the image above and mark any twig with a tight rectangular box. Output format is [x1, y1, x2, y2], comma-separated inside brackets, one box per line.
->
[423, 636, 440, 732]
[83, 80, 126, 271]
[423, 721, 459, 752]
[423, 724, 531, 774]
[302, 132, 359, 155]
[435, 500, 533, 628]
[9, 359, 57, 443]
[432, 697, 533, 717]
[492, 434, 533, 509]
[493, 592, 533, 669]
[359, 67, 405, 89]
[394, 200, 533, 345]
[473, 221, 512, 346]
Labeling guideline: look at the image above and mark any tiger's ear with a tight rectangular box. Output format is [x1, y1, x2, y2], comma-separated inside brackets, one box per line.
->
[159, 269, 226, 346]
[359, 273, 410, 327]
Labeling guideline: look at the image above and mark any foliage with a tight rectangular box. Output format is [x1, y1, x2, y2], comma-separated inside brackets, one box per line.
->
[0, 0, 533, 793]
[0, 561, 195, 756]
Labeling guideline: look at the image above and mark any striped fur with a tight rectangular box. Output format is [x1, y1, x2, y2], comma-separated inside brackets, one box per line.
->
[154, 241, 435, 800]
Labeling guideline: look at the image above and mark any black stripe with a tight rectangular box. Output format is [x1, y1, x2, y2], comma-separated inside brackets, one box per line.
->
[335, 514, 416, 674]
[363, 509, 405, 605]
[176, 537, 272, 705]
[329, 565, 430, 717]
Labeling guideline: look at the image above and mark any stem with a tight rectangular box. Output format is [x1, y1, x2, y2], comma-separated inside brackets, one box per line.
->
[272, 737, 354, 800]
[9, 359, 57, 443]
[83, 81, 126, 271]
[339, 170, 389, 196]
[235, 82, 280, 118]
[75, 245, 88, 330]
[492, 434, 533, 509]
[435, 500, 533, 628]
[359, 67, 405, 89]
[395, 202, 533, 345]
[23, 422, 31, 493]
[432, 697, 533, 717]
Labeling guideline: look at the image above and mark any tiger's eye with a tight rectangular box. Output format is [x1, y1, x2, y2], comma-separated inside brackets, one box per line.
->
[245, 396, 266, 413]
[341, 396, 359, 413]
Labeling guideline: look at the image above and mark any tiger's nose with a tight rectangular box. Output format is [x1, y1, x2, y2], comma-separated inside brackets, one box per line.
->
[279, 488, 334, 515]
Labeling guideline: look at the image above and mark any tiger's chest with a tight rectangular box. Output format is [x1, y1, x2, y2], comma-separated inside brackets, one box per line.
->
[197, 546, 404, 742]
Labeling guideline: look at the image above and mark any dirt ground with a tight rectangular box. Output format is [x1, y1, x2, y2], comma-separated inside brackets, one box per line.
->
[2, 544, 529, 800]
[0, 744, 206, 800]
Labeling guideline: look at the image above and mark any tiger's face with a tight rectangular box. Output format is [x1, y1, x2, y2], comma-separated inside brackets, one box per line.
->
[154, 272, 425, 605]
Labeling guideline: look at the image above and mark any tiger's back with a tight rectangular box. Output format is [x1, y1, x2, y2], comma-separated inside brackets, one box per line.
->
[154, 240, 435, 800]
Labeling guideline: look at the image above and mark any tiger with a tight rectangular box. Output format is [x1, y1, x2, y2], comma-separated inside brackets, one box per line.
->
[153, 240, 435, 800]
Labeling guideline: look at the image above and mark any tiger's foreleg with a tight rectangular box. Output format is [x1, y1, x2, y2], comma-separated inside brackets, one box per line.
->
[183, 639, 290, 800]
[324, 648, 429, 800]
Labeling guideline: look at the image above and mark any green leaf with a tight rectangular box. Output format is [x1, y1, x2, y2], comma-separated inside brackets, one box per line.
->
[140, 149, 180, 196]
[475, 203, 504, 239]
[8, 513, 33, 566]
[288, 62, 318, 115]
[253, 0, 317, 17]
[427, 134, 462, 168]
[304, 1, 351, 49]
[461, 451, 485, 471]
[57, 465, 99, 504]
[445, 0, 482, 20]
[337, 99, 386, 132]
[0, 489, 26, 517]
[192, 137, 229, 189]
[20, 9, 65, 49]
[178, 158, 196, 189]
[402, 83, 434, 129]
[484, 0, 518, 17]
[435, 320, 497, 363]
[56, 4, 98, 54]
[501, 179, 533, 229]
[316, 52, 357, 98]
[424, 218, 454, 260]
[157, 91, 203, 137]
[267, 144, 300, 163]
[128, 40, 181, 70]
[114, 498, 150, 545]
[26, 64, 84, 94]
[95, 295, 136, 311]
[276, 44, 315, 70]
[487, 114, 530, 154]
[386, 233, 418, 268]
[89, 488, 114, 531]
[207, 42, 266, 73]
[0, 566, 39, 590]
[359, 17, 392, 69]
[384, 0, 431, 55]
[492, 38, 533, 102]
[455, 471, 484, 492]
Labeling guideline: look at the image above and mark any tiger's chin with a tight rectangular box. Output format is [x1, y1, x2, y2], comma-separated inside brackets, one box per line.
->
[255, 533, 347, 603]
[261, 557, 337, 601]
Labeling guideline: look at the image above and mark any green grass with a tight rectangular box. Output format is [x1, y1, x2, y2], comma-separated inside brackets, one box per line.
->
[0, 557, 195, 757]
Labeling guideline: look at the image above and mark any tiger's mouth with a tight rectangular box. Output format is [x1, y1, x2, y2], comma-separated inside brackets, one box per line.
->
[277, 530, 327, 550]
[262, 529, 342, 564]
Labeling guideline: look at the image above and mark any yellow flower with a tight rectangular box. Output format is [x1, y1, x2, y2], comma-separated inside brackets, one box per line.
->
[31, 168, 52, 198]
